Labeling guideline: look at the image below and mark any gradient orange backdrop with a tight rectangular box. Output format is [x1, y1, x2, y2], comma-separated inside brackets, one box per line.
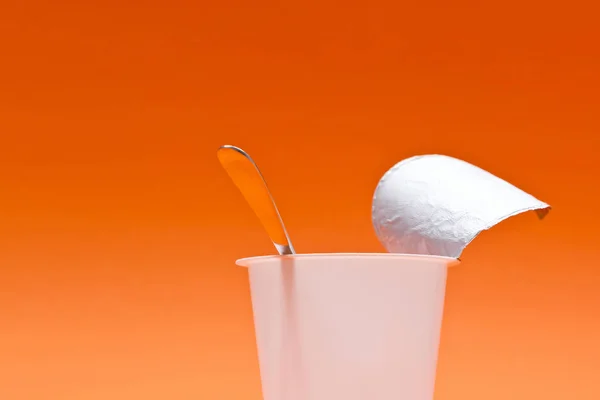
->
[1, 1, 599, 399]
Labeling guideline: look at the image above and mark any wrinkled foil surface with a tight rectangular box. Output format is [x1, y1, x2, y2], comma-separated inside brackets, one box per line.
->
[372, 155, 550, 258]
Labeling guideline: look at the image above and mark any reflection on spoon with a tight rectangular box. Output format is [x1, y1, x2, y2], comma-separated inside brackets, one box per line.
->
[217, 145, 296, 255]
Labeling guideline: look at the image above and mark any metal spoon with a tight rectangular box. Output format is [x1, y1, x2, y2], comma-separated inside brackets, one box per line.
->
[217, 145, 296, 255]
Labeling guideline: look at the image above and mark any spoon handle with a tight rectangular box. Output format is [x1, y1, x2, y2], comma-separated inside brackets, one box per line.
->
[217, 145, 295, 255]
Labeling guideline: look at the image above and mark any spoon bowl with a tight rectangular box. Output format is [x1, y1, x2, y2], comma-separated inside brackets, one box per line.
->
[217, 145, 295, 255]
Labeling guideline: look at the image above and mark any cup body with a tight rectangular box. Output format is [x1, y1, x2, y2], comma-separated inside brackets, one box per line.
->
[236, 253, 459, 400]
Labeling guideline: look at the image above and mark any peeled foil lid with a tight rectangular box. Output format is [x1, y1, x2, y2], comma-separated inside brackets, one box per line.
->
[372, 155, 550, 258]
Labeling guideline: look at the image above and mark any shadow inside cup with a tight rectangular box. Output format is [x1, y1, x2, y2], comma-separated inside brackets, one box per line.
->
[279, 256, 307, 400]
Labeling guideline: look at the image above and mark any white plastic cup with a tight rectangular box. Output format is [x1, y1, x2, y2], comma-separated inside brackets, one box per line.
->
[236, 253, 459, 400]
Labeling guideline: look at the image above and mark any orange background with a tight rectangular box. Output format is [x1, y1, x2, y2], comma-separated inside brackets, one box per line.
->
[1, 0, 599, 399]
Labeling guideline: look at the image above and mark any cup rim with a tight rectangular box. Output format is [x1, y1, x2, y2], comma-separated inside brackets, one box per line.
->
[236, 252, 460, 268]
